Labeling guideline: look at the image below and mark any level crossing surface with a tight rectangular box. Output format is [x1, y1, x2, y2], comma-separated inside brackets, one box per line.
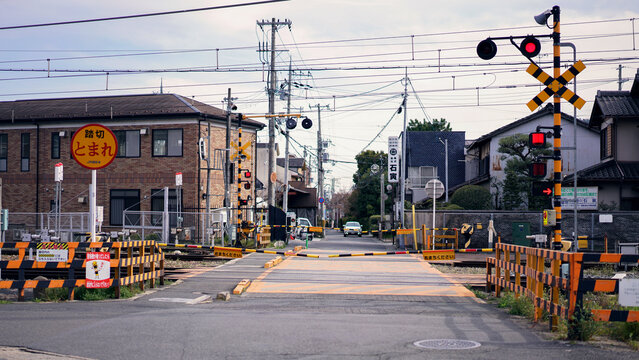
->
[0, 231, 635, 359]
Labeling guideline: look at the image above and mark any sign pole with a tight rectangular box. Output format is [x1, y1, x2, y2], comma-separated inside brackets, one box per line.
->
[432, 180, 436, 250]
[90, 169, 96, 242]
[552, 5, 563, 250]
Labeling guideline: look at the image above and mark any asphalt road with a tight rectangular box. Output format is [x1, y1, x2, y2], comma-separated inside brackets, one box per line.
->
[0, 231, 636, 359]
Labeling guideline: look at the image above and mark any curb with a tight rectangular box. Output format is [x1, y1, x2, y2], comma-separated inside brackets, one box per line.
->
[233, 279, 251, 295]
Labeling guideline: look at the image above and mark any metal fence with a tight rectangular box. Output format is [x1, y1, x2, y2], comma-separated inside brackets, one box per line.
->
[123, 210, 226, 245]
[3, 212, 90, 242]
[406, 210, 639, 250]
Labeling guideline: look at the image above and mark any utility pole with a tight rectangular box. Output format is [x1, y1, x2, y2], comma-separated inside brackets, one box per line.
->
[257, 18, 291, 211]
[224, 88, 236, 246]
[283, 60, 292, 217]
[618, 64, 624, 90]
[399, 68, 408, 249]
[439, 138, 448, 203]
[313, 104, 329, 227]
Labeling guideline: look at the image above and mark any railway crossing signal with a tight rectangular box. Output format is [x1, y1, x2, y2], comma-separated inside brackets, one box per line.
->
[529, 162, 547, 178]
[532, 181, 553, 197]
[525, 60, 586, 111]
[520, 36, 541, 58]
[529, 132, 547, 148]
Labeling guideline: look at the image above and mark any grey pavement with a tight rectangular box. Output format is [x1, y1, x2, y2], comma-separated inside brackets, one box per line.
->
[0, 231, 636, 359]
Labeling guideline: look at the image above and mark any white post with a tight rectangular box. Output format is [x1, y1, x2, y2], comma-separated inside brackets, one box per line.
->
[163, 187, 169, 244]
[432, 181, 436, 250]
[89, 170, 96, 242]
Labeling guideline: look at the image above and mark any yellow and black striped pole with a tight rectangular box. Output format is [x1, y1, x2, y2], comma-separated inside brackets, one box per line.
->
[551, 6, 562, 251]
[236, 113, 243, 247]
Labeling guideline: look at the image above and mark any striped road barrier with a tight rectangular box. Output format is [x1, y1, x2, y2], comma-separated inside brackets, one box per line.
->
[0, 241, 164, 301]
[487, 243, 639, 331]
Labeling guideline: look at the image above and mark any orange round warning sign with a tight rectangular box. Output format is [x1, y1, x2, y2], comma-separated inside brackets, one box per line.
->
[71, 124, 118, 170]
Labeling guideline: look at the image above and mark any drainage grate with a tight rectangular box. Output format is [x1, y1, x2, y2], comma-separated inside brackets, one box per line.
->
[413, 339, 481, 350]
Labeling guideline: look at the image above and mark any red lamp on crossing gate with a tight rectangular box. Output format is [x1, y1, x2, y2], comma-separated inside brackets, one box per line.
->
[529, 132, 547, 148]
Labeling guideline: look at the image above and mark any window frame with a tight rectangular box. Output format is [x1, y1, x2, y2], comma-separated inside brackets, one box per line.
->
[114, 130, 141, 158]
[152, 128, 183, 157]
[0, 133, 7, 172]
[51, 132, 60, 159]
[109, 189, 140, 226]
[21, 133, 30, 172]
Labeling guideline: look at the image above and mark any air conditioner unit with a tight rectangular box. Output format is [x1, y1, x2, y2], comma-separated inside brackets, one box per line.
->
[139, 128, 149, 135]
[59, 131, 66, 137]
[78, 196, 87, 204]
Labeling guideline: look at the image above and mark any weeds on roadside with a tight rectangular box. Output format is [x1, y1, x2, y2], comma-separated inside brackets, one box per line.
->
[34, 279, 173, 302]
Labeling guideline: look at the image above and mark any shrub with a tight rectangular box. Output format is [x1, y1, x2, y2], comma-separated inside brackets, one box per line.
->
[450, 185, 492, 210]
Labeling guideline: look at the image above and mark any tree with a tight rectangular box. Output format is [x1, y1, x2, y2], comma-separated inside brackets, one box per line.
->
[450, 185, 492, 210]
[406, 118, 452, 132]
[346, 150, 392, 230]
[498, 134, 552, 210]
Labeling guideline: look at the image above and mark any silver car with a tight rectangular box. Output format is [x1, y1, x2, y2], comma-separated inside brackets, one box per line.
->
[343, 221, 362, 237]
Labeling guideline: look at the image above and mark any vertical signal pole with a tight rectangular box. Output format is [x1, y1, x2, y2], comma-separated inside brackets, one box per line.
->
[552, 5, 562, 250]
[236, 114, 243, 247]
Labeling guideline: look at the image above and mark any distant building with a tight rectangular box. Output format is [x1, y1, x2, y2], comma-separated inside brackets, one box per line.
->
[463, 104, 599, 208]
[565, 69, 639, 210]
[403, 131, 465, 203]
[0, 93, 264, 239]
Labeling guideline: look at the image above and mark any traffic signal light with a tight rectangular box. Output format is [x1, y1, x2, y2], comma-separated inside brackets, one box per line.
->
[529, 132, 546, 148]
[532, 181, 553, 197]
[301, 117, 313, 129]
[286, 118, 297, 130]
[529, 162, 547, 178]
[239, 199, 248, 206]
[520, 36, 541, 58]
[244, 170, 251, 178]
[477, 38, 497, 60]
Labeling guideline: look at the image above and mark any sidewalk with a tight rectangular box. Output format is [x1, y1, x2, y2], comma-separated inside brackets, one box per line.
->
[135, 244, 293, 304]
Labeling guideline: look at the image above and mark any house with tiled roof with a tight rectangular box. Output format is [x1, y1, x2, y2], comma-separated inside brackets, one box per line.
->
[565, 69, 639, 210]
[462, 104, 600, 208]
[0, 93, 264, 240]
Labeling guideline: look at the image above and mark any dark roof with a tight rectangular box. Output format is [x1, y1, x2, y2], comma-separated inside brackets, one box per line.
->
[277, 157, 305, 168]
[468, 104, 591, 151]
[0, 93, 264, 128]
[563, 159, 639, 182]
[589, 70, 639, 127]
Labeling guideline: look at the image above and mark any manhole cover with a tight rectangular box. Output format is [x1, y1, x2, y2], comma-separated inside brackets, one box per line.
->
[413, 339, 481, 350]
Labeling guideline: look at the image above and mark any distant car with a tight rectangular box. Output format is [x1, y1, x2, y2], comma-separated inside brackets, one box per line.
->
[343, 221, 362, 237]
[296, 217, 313, 241]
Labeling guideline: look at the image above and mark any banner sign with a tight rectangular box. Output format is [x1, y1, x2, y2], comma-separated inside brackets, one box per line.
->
[36, 242, 69, 262]
[86, 252, 111, 289]
[388, 136, 399, 183]
[560, 187, 598, 210]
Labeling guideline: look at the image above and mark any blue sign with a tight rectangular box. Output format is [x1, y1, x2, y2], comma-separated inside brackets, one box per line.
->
[318, 197, 325, 204]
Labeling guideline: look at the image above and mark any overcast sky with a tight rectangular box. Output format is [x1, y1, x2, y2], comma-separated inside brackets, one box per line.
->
[2, 0, 639, 192]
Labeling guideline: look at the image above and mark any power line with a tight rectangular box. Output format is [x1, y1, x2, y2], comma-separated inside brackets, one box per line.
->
[0, 1, 289, 30]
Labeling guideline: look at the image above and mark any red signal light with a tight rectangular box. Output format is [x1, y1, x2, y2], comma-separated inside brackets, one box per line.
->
[244, 170, 251, 178]
[529, 132, 546, 148]
[529, 162, 547, 178]
[520, 36, 541, 58]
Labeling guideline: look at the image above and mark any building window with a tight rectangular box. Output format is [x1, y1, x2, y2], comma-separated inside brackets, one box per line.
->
[51, 132, 60, 159]
[110, 189, 140, 226]
[153, 129, 182, 157]
[114, 130, 140, 158]
[600, 125, 613, 160]
[21, 133, 30, 172]
[0, 134, 7, 172]
[151, 188, 181, 227]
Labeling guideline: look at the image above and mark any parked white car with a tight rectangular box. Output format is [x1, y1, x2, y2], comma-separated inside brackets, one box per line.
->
[295, 217, 313, 241]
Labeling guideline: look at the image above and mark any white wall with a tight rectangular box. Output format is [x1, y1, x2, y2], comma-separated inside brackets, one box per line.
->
[488, 113, 600, 187]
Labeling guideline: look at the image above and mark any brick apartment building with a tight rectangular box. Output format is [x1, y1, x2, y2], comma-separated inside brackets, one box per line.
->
[0, 93, 264, 237]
